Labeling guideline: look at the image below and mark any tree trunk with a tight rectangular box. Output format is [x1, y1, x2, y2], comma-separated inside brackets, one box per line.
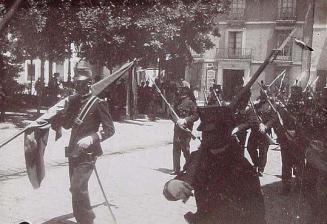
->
[37, 58, 45, 115]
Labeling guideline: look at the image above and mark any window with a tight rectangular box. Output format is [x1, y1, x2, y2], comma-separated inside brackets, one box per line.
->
[27, 63, 35, 81]
[276, 31, 292, 60]
[278, 0, 296, 19]
[230, 0, 245, 19]
[228, 31, 243, 56]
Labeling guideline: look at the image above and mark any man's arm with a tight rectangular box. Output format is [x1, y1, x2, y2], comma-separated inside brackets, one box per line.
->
[184, 101, 199, 124]
[91, 99, 115, 143]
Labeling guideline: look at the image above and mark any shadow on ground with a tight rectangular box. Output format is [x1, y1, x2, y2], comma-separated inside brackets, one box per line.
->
[41, 202, 108, 224]
[0, 113, 36, 129]
[152, 167, 174, 175]
[117, 119, 153, 126]
[262, 180, 311, 224]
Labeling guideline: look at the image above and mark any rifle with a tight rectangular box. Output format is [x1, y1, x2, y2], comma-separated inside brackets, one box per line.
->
[249, 101, 277, 145]
[212, 88, 222, 106]
[268, 70, 286, 89]
[257, 81, 284, 127]
[230, 28, 297, 109]
[148, 76, 198, 140]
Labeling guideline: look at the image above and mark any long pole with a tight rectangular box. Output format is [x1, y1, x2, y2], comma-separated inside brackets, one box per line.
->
[93, 163, 118, 224]
[230, 28, 297, 109]
[148, 76, 197, 140]
[0, 128, 27, 149]
[268, 69, 286, 89]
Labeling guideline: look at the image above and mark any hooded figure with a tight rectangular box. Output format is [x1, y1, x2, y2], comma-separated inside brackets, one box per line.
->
[163, 105, 266, 224]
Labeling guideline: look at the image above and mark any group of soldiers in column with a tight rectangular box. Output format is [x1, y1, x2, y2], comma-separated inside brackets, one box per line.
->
[163, 77, 327, 224]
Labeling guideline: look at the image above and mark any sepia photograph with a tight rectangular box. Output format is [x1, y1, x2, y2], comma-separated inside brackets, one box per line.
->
[0, 0, 326, 223]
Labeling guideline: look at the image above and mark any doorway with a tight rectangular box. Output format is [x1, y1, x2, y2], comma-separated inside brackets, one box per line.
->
[223, 69, 244, 100]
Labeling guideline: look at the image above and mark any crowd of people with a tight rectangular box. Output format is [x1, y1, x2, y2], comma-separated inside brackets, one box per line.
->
[164, 77, 327, 224]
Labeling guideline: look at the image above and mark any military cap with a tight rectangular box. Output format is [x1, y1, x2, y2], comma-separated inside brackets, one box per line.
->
[213, 84, 222, 94]
[74, 68, 92, 81]
[178, 86, 191, 97]
[289, 85, 303, 102]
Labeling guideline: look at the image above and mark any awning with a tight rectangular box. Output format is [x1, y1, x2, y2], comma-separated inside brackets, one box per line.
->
[91, 60, 135, 96]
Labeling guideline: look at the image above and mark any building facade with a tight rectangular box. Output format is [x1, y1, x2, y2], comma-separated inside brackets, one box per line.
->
[186, 0, 315, 102]
[310, 0, 327, 90]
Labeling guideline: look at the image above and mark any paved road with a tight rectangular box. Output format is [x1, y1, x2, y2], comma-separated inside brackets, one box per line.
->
[0, 116, 310, 224]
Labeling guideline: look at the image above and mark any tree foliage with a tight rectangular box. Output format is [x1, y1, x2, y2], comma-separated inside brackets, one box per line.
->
[1, 0, 230, 81]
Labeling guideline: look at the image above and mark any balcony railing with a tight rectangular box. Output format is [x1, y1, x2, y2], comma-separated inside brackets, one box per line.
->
[278, 7, 296, 20]
[228, 8, 245, 20]
[275, 49, 292, 61]
[216, 48, 252, 59]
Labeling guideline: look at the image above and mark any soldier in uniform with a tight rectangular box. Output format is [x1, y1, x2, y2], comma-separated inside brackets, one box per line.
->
[303, 87, 327, 223]
[171, 86, 199, 175]
[269, 86, 305, 194]
[207, 84, 222, 105]
[163, 105, 266, 224]
[246, 87, 274, 175]
[53, 68, 115, 224]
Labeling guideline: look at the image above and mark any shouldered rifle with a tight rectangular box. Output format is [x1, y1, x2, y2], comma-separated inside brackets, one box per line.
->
[212, 88, 222, 106]
[148, 77, 198, 140]
[249, 101, 277, 145]
[257, 81, 284, 127]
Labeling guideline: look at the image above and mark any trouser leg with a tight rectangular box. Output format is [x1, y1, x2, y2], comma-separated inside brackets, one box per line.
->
[258, 140, 269, 172]
[247, 135, 259, 168]
[280, 143, 292, 192]
[173, 130, 182, 172]
[303, 164, 319, 223]
[69, 160, 95, 224]
[181, 136, 191, 171]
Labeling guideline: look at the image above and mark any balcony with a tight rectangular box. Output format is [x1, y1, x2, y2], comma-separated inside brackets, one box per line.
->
[276, 7, 296, 26]
[227, 8, 245, 26]
[216, 48, 252, 60]
[275, 49, 292, 63]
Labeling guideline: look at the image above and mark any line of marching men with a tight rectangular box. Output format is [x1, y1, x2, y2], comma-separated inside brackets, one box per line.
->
[228, 82, 327, 223]
[163, 82, 327, 224]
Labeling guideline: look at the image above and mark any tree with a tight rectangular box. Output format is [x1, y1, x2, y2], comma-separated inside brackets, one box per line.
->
[3, 0, 230, 82]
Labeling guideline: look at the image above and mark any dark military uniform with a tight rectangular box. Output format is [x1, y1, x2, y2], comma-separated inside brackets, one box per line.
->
[246, 98, 273, 173]
[275, 86, 306, 193]
[172, 92, 198, 173]
[303, 87, 327, 223]
[164, 106, 266, 224]
[58, 93, 115, 224]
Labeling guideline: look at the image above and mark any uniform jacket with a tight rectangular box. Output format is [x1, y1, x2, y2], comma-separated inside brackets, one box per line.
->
[55, 94, 115, 158]
[174, 96, 199, 130]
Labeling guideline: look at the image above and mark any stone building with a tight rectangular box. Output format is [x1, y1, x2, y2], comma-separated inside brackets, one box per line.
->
[186, 0, 317, 103]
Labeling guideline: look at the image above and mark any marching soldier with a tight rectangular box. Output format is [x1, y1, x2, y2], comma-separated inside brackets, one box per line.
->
[271, 86, 304, 194]
[53, 68, 115, 224]
[207, 84, 222, 105]
[246, 87, 274, 176]
[303, 87, 327, 223]
[164, 105, 266, 224]
[171, 86, 198, 175]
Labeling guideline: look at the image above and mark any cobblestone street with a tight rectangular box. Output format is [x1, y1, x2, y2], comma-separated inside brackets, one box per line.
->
[0, 115, 310, 224]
